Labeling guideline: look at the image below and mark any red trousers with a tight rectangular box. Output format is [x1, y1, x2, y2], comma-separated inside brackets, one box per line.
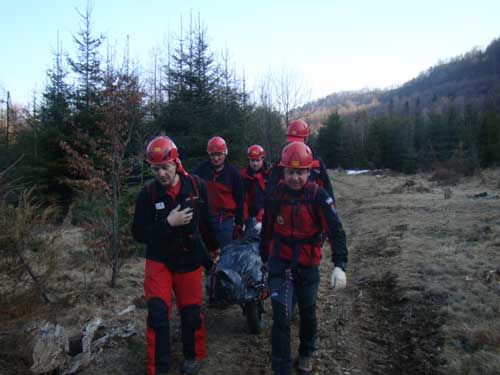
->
[144, 260, 206, 375]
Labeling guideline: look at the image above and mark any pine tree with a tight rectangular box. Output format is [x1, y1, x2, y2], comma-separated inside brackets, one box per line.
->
[317, 112, 345, 168]
[157, 15, 251, 168]
[67, 2, 104, 134]
[12, 37, 73, 207]
[40, 33, 71, 130]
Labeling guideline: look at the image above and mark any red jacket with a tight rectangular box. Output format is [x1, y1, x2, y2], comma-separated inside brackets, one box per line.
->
[240, 163, 272, 222]
[260, 182, 347, 269]
[194, 160, 244, 226]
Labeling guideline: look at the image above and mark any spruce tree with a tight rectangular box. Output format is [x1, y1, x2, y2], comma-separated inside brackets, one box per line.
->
[67, 2, 104, 135]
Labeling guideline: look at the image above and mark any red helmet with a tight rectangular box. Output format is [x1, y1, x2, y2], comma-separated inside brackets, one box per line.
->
[207, 136, 228, 154]
[286, 119, 309, 143]
[247, 145, 265, 160]
[279, 142, 313, 169]
[145, 136, 179, 165]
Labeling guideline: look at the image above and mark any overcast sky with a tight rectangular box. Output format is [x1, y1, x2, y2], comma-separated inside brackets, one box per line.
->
[1, 0, 499, 105]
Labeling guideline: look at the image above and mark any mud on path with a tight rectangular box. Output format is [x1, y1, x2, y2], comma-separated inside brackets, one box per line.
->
[3, 171, 499, 374]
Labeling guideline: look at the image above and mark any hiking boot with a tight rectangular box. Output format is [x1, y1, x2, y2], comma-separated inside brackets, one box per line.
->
[298, 356, 313, 374]
[181, 359, 201, 374]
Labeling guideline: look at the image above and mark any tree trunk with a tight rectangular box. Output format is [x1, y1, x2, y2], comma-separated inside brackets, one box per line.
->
[110, 136, 119, 287]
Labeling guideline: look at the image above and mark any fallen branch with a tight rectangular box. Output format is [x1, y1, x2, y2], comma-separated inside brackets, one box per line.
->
[15, 249, 51, 303]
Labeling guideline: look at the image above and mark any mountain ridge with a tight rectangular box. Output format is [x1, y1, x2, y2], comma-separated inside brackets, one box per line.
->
[298, 36, 500, 122]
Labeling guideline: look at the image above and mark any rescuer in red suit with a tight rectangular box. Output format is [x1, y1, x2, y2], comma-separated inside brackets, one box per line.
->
[260, 141, 348, 375]
[193, 136, 244, 248]
[240, 144, 273, 229]
[267, 119, 335, 202]
[132, 136, 220, 375]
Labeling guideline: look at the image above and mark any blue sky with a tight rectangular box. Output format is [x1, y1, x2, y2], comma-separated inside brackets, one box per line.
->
[1, 0, 499, 105]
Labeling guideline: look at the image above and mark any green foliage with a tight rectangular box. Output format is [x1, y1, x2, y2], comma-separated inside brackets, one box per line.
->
[479, 108, 500, 166]
[317, 111, 345, 168]
[40, 37, 72, 130]
[67, 3, 104, 114]
[70, 186, 144, 259]
[154, 17, 282, 169]
[11, 126, 73, 208]
[402, 144, 417, 174]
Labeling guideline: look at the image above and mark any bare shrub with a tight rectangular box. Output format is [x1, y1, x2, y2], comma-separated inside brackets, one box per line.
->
[390, 180, 432, 194]
[429, 166, 460, 186]
[0, 189, 57, 315]
[69, 190, 137, 281]
[448, 143, 479, 177]
[443, 187, 453, 199]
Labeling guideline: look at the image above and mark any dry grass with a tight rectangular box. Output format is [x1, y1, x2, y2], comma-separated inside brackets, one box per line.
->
[331, 167, 500, 374]
[0, 191, 58, 312]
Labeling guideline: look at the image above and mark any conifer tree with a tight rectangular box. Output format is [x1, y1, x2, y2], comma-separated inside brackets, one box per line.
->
[317, 112, 345, 168]
[67, 1, 104, 135]
[40, 34, 72, 130]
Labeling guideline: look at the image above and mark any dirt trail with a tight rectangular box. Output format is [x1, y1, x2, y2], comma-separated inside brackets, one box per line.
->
[326, 174, 444, 375]
[4, 170, 500, 375]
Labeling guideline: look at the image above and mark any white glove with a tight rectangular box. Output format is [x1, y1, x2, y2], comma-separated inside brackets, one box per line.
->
[331, 267, 346, 290]
[254, 221, 262, 233]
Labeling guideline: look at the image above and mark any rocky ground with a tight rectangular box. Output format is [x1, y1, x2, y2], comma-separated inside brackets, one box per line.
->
[2, 169, 500, 375]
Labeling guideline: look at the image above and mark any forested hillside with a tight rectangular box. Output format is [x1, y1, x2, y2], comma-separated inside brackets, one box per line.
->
[302, 37, 500, 115]
[307, 37, 500, 173]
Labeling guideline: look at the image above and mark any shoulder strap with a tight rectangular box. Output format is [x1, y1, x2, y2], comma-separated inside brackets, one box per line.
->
[187, 174, 200, 196]
[305, 183, 321, 226]
[186, 174, 201, 216]
[269, 183, 285, 223]
[145, 179, 157, 206]
[291, 183, 320, 227]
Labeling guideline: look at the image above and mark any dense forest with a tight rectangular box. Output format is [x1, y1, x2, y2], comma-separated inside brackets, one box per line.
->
[1, 7, 499, 284]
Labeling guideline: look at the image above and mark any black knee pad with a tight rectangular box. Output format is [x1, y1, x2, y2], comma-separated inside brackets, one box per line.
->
[147, 297, 169, 329]
[180, 304, 202, 330]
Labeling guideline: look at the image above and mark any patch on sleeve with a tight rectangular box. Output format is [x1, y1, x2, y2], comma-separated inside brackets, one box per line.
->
[326, 197, 337, 214]
[155, 202, 165, 210]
